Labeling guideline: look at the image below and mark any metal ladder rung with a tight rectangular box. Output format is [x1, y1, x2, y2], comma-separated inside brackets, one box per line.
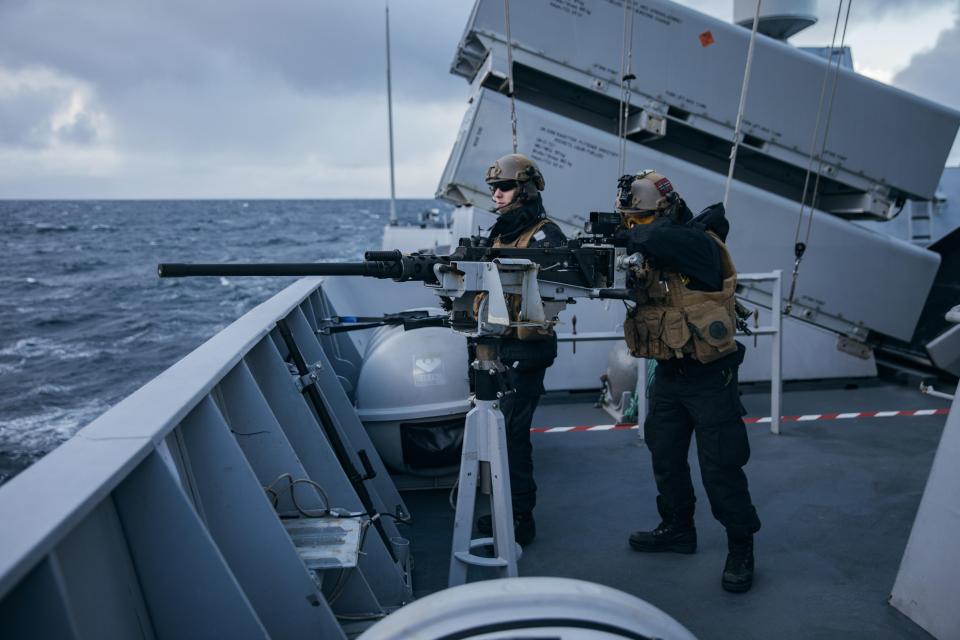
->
[453, 536, 522, 568]
[454, 551, 509, 568]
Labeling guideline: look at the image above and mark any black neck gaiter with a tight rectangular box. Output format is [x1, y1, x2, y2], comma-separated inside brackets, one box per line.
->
[489, 198, 545, 245]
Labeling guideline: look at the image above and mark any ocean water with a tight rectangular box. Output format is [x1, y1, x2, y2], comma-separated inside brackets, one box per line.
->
[0, 199, 452, 485]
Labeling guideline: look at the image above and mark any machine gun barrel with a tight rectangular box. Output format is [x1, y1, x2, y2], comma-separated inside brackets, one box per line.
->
[157, 261, 403, 279]
[158, 240, 624, 292]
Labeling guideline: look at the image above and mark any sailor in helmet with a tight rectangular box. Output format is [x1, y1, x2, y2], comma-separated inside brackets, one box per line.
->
[475, 153, 566, 546]
[614, 171, 761, 593]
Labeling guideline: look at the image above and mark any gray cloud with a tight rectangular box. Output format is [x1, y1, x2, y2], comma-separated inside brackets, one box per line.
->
[687, 0, 955, 20]
[0, 1, 474, 168]
[0, 70, 106, 149]
[893, 12, 960, 164]
[893, 13, 960, 105]
[0, 0, 956, 196]
[853, 0, 956, 15]
[56, 111, 99, 145]
[0, 89, 56, 148]
[0, 1, 471, 101]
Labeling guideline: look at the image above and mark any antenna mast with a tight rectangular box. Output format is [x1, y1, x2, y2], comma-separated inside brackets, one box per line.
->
[385, 1, 398, 226]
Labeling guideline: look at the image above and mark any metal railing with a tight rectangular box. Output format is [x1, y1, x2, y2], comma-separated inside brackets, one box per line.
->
[738, 270, 784, 435]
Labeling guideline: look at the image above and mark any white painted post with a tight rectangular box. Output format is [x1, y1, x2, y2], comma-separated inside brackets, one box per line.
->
[638, 358, 648, 426]
[771, 270, 783, 435]
[737, 271, 784, 434]
[635, 357, 648, 441]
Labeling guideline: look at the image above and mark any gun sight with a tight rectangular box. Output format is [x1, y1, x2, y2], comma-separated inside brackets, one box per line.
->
[584, 211, 622, 240]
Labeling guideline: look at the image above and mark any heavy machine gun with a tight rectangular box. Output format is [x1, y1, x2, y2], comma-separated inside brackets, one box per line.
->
[158, 214, 635, 337]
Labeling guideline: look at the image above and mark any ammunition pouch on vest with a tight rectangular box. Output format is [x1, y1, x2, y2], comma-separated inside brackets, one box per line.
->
[623, 231, 738, 364]
[473, 219, 554, 341]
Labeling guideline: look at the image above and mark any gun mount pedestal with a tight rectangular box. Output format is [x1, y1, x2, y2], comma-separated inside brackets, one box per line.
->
[449, 338, 521, 587]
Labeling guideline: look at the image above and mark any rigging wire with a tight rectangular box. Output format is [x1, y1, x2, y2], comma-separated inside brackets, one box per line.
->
[784, 0, 853, 315]
[504, 0, 519, 153]
[496, 0, 593, 230]
[616, 0, 637, 178]
[722, 0, 763, 210]
[616, 0, 629, 164]
[804, 0, 853, 241]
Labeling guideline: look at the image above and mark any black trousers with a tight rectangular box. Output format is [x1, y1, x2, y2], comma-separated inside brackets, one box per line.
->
[498, 339, 555, 514]
[644, 348, 761, 536]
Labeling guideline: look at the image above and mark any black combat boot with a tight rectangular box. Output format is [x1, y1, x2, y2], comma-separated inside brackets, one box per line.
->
[628, 520, 697, 553]
[476, 512, 537, 546]
[513, 512, 536, 546]
[722, 532, 754, 593]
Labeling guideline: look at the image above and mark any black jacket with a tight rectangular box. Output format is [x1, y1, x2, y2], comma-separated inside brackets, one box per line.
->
[616, 202, 730, 292]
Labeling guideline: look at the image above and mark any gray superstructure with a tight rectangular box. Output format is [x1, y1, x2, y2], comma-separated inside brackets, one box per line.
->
[450, 0, 957, 212]
[439, 0, 960, 378]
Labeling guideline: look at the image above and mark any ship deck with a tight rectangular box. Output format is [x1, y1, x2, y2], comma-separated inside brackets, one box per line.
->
[400, 378, 949, 640]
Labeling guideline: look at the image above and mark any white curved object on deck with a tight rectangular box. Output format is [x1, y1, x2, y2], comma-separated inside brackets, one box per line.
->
[358, 577, 697, 640]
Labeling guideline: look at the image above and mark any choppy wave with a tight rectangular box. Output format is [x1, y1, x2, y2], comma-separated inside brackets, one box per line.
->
[0, 336, 99, 361]
[0, 399, 112, 460]
[0, 362, 22, 375]
[34, 223, 79, 233]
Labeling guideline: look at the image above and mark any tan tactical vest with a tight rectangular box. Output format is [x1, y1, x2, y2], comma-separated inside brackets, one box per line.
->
[623, 231, 738, 363]
[474, 219, 553, 341]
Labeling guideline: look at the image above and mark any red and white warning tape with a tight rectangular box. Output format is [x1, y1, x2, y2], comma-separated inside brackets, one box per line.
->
[743, 408, 948, 424]
[530, 408, 949, 434]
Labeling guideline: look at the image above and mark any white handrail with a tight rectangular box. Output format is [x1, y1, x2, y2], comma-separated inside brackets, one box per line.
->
[740, 270, 784, 434]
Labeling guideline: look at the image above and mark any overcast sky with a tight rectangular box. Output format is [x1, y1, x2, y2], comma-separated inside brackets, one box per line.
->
[0, 0, 957, 199]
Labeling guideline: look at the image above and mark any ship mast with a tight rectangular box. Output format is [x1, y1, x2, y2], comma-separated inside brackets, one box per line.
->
[385, 1, 398, 226]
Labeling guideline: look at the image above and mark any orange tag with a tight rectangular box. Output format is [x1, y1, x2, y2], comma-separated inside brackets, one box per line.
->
[699, 31, 715, 47]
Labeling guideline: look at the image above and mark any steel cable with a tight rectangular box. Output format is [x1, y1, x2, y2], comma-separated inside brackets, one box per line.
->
[504, 0, 519, 153]
[616, 0, 637, 178]
[785, 0, 852, 315]
[722, 0, 763, 209]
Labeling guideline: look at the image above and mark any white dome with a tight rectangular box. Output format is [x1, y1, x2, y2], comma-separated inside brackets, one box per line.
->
[734, 0, 818, 40]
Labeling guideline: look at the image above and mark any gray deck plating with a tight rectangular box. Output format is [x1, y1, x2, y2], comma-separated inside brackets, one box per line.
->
[402, 381, 950, 639]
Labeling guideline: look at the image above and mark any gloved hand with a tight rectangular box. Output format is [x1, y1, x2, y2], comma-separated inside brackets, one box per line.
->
[614, 216, 670, 254]
[612, 226, 633, 248]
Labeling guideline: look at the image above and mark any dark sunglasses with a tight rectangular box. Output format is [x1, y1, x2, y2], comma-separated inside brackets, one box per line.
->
[488, 180, 519, 193]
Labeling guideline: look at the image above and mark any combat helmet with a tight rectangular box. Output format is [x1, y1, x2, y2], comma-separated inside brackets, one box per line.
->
[615, 170, 679, 227]
[485, 153, 545, 213]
